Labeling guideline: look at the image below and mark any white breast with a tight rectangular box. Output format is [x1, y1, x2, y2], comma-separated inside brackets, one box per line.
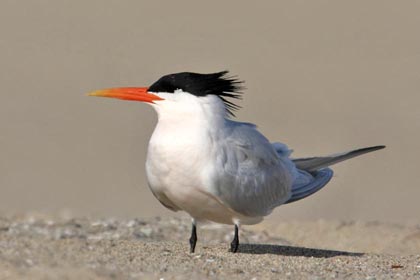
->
[146, 117, 242, 224]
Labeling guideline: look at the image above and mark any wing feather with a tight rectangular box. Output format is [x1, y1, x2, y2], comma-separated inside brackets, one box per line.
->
[210, 121, 294, 217]
[293, 146, 385, 172]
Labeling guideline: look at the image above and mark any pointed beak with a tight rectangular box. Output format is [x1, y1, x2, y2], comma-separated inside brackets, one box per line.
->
[88, 87, 164, 103]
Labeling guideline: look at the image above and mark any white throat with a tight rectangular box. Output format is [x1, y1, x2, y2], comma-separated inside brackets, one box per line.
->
[150, 91, 228, 128]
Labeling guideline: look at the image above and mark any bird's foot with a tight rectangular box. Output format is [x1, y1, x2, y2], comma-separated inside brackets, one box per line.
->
[230, 239, 239, 253]
[230, 224, 239, 253]
[189, 222, 197, 253]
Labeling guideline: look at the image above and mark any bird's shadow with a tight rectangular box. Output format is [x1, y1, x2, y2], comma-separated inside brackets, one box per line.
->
[237, 244, 363, 258]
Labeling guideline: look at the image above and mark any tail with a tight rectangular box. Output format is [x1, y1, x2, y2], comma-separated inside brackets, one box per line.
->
[284, 145, 385, 204]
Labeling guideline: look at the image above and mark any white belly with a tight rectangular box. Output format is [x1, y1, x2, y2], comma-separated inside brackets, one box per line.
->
[145, 136, 262, 225]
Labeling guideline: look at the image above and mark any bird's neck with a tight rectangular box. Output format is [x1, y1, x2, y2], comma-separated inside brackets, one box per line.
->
[152, 95, 227, 135]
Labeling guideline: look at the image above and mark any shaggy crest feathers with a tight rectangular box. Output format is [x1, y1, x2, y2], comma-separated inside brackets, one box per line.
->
[148, 71, 244, 116]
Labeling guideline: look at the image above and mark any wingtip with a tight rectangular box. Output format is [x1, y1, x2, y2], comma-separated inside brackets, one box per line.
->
[355, 145, 386, 154]
[372, 145, 386, 150]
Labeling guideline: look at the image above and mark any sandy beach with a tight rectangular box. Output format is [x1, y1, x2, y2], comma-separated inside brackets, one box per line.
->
[1, 214, 420, 279]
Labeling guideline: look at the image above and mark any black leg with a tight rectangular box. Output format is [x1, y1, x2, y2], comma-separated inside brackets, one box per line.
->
[189, 222, 197, 253]
[230, 224, 239, 253]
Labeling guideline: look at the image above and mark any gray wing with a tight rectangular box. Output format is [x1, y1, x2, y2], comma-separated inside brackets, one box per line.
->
[210, 122, 294, 217]
[271, 142, 333, 204]
[284, 168, 333, 204]
[293, 146, 385, 172]
[284, 145, 385, 204]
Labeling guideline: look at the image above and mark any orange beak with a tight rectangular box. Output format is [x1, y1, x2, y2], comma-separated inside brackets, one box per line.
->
[88, 87, 163, 103]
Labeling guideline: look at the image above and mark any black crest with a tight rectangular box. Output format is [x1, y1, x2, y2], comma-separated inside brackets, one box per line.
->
[148, 71, 244, 116]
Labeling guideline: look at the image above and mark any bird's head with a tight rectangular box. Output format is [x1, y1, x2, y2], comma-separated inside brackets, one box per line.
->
[88, 71, 244, 118]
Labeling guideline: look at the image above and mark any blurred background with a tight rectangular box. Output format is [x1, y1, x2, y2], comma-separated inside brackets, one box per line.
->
[0, 0, 418, 223]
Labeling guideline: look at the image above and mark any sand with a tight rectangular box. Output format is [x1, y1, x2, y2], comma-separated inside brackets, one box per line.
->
[1, 214, 420, 279]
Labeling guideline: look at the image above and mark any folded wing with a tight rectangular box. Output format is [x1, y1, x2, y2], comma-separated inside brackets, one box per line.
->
[284, 145, 385, 204]
[211, 122, 294, 217]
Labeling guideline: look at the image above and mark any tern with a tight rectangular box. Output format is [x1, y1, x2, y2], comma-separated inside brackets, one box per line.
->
[89, 71, 385, 253]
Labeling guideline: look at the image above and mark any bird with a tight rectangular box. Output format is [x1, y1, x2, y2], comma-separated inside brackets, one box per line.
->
[88, 71, 385, 253]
